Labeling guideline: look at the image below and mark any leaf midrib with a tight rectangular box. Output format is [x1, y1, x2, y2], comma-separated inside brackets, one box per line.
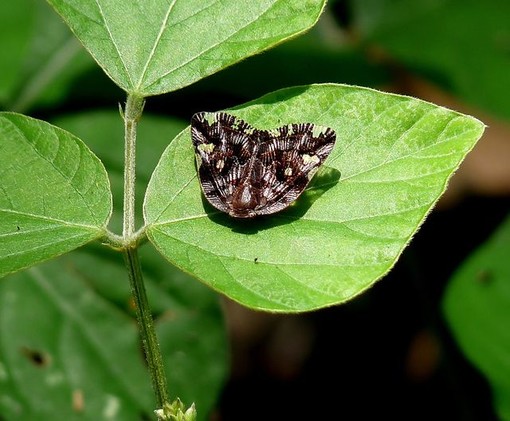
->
[0, 208, 105, 231]
[143, 1, 278, 91]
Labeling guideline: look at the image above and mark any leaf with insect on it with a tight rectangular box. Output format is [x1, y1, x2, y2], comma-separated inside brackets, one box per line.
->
[144, 84, 485, 312]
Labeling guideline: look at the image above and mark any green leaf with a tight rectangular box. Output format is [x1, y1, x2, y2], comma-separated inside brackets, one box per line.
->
[0, 113, 112, 278]
[0, 247, 227, 420]
[45, 0, 327, 96]
[143, 83, 485, 312]
[353, 0, 510, 119]
[0, 0, 32, 105]
[0, 0, 94, 112]
[443, 215, 510, 421]
[0, 256, 154, 419]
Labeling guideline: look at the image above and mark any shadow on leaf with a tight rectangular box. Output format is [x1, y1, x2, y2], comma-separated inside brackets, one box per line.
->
[204, 165, 341, 233]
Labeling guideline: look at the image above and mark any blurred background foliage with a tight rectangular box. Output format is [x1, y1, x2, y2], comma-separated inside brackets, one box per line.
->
[1, 0, 510, 419]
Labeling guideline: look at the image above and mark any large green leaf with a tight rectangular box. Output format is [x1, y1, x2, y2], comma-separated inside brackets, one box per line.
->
[443, 215, 510, 421]
[45, 0, 326, 96]
[0, 246, 227, 420]
[144, 84, 485, 312]
[0, 113, 112, 278]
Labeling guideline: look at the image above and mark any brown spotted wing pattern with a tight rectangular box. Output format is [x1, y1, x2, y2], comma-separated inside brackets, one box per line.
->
[191, 112, 336, 218]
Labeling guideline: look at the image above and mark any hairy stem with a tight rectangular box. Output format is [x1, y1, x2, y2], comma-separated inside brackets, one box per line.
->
[122, 94, 170, 415]
[123, 94, 145, 238]
[124, 247, 169, 409]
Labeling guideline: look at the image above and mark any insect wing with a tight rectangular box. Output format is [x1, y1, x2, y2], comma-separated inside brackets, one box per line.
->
[254, 123, 336, 215]
[191, 112, 256, 214]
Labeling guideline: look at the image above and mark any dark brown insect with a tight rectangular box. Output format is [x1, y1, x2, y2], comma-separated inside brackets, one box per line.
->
[191, 112, 336, 218]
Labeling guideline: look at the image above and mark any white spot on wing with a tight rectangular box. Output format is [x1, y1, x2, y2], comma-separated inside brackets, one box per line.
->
[197, 143, 214, 153]
[302, 154, 320, 165]
[311, 125, 327, 138]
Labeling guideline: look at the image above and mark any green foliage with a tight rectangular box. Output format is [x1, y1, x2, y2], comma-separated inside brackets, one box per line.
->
[0, 252, 155, 419]
[144, 84, 484, 311]
[46, 0, 327, 96]
[0, 113, 111, 278]
[443, 216, 510, 421]
[354, 0, 510, 119]
[0, 245, 226, 420]
[0, 0, 493, 419]
[0, 1, 93, 112]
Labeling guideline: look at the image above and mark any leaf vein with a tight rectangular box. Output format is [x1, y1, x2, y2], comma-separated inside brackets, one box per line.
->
[0, 208, 103, 230]
[144, 2, 276, 90]
[137, 0, 178, 89]
[94, 0, 134, 89]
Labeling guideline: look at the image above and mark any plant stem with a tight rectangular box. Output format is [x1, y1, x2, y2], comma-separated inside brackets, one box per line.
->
[122, 94, 170, 414]
[123, 94, 145, 238]
[123, 246, 169, 409]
